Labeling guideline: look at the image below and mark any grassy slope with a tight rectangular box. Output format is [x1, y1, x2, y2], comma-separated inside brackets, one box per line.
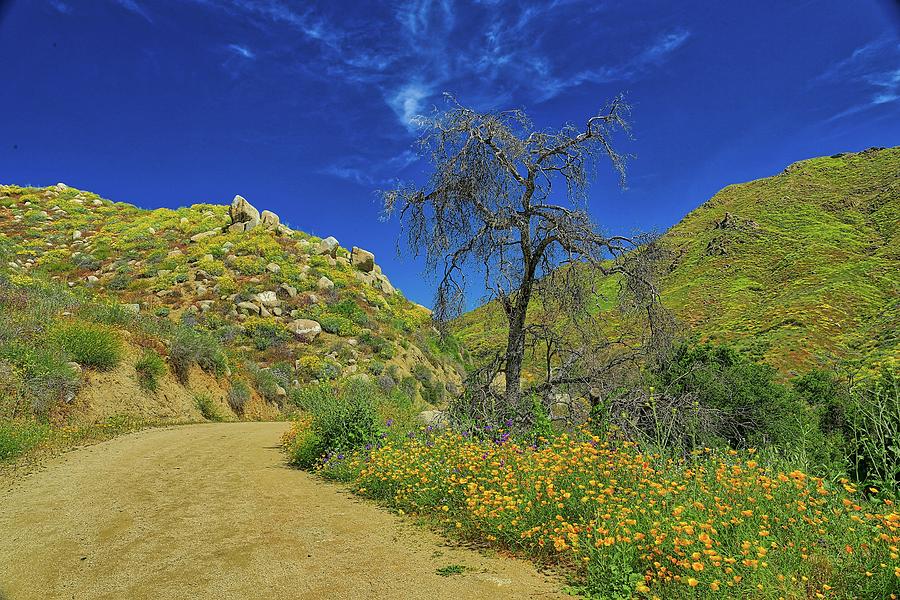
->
[455, 147, 899, 376]
[0, 183, 463, 460]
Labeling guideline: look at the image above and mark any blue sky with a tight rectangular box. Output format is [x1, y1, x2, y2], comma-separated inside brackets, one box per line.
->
[1, 0, 898, 307]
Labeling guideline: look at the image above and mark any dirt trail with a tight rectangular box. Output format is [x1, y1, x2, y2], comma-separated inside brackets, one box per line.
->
[0, 422, 564, 600]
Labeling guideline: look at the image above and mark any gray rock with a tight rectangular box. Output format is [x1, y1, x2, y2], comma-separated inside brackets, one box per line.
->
[260, 210, 280, 228]
[122, 303, 140, 314]
[228, 195, 260, 231]
[190, 229, 218, 243]
[72, 230, 82, 240]
[317, 276, 334, 291]
[417, 410, 447, 427]
[265, 262, 281, 274]
[279, 283, 297, 298]
[237, 301, 261, 315]
[287, 319, 322, 341]
[253, 291, 279, 307]
[317, 236, 339, 256]
[351, 247, 375, 272]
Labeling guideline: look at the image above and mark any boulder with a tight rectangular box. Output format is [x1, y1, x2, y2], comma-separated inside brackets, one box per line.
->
[260, 210, 280, 228]
[72, 230, 82, 241]
[266, 262, 281, 274]
[190, 229, 218, 243]
[279, 283, 297, 298]
[317, 276, 334, 291]
[417, 410, 447, 428]
[351, 247, 375, 272]
[253, 291, 279, 307]
[228, 195, 260, 232]
[317, 236, 339, 257]
[287, 319, 322, 341]
[55, 183, 68, 191]
[236, 301, 261, 315]
[121, 303, 140, 315]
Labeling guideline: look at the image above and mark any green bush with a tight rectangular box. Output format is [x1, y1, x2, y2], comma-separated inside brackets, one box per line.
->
[50, 322, 123, 371]
[652, 343, 801, 448]
[296, 355, 341, 381]
[287, 426, 324, 469]
[249, 365, 284, 403]
[242, 317, 291, 351]
[227, 380, 251, 414]
[306, 380, 382, 457]
[0, 420, 50, 460]
[135, 348, 166, 392]
[168, 327, 227, 384]
[0, 344, 80, 417]
[194, 393, 223, 421]
[318, 314, 359, 337]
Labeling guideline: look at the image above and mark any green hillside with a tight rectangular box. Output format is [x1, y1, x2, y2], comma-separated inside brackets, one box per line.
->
[0, 184, 462, 455]
[454, 147, 899, 376]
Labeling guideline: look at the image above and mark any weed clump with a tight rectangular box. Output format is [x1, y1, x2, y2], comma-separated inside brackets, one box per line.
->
[227, 380, 251, 414]
[50, 322, 123, 371]
[135, 348, 166, 392]
[194, 393, 223, 421]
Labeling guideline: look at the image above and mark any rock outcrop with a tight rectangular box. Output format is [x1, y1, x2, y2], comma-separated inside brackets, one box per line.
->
[351, 246, 375, 272]
[318, 236, 339, 257]
[227, 195, 261, 233]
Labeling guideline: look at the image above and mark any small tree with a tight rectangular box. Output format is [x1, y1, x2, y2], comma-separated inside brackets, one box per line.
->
[383, 95, 665, 423]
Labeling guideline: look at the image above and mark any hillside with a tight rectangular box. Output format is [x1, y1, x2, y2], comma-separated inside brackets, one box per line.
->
[454, 147, 900, 376]
[0, 184, 462, 453]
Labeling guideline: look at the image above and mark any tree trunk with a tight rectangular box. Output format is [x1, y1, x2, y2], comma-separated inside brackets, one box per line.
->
[504, 304, 527, 413]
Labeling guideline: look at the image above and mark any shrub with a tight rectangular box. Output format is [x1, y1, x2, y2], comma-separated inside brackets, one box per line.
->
[50, 322, 123, 371]
[845, 368, 899, 491]
[298, 380, 382, 459]
[296, 355, 341, 381]
[168, 327, 227, 384]
[318, 314, 359, 337]
[652, 343, 800, 448]
[286, 419, 324, 469]
[0, 420, 50, 460]
[106, 272, 132, 291]
[135, 348, 166, 392]
[227, 380, 251, 414]
[250, 366, 283, 403]
[0, 345, 80, 417]
[242, 317, 291, 351]
[194, 393, 223, 421]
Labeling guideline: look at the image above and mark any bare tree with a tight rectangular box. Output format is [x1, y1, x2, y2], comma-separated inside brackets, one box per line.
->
[382, 95, 663, 420]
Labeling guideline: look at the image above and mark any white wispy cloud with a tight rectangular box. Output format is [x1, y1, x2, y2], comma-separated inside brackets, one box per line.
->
[319, 149, 421, 186]
[319, 165, 374, 185]
[185, 0, 691, 130]
[537, 28, 691, 101]
[114, 0, 153, 22]
[228, 44, 255, 59]
[641, 29, 691, 62]
[387, 82, 432, 131]
[49, 1, 72, 14]
[817, 37, 900, 121]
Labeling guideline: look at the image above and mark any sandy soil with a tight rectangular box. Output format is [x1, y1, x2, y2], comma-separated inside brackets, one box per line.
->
[0, 422, 564, 600]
